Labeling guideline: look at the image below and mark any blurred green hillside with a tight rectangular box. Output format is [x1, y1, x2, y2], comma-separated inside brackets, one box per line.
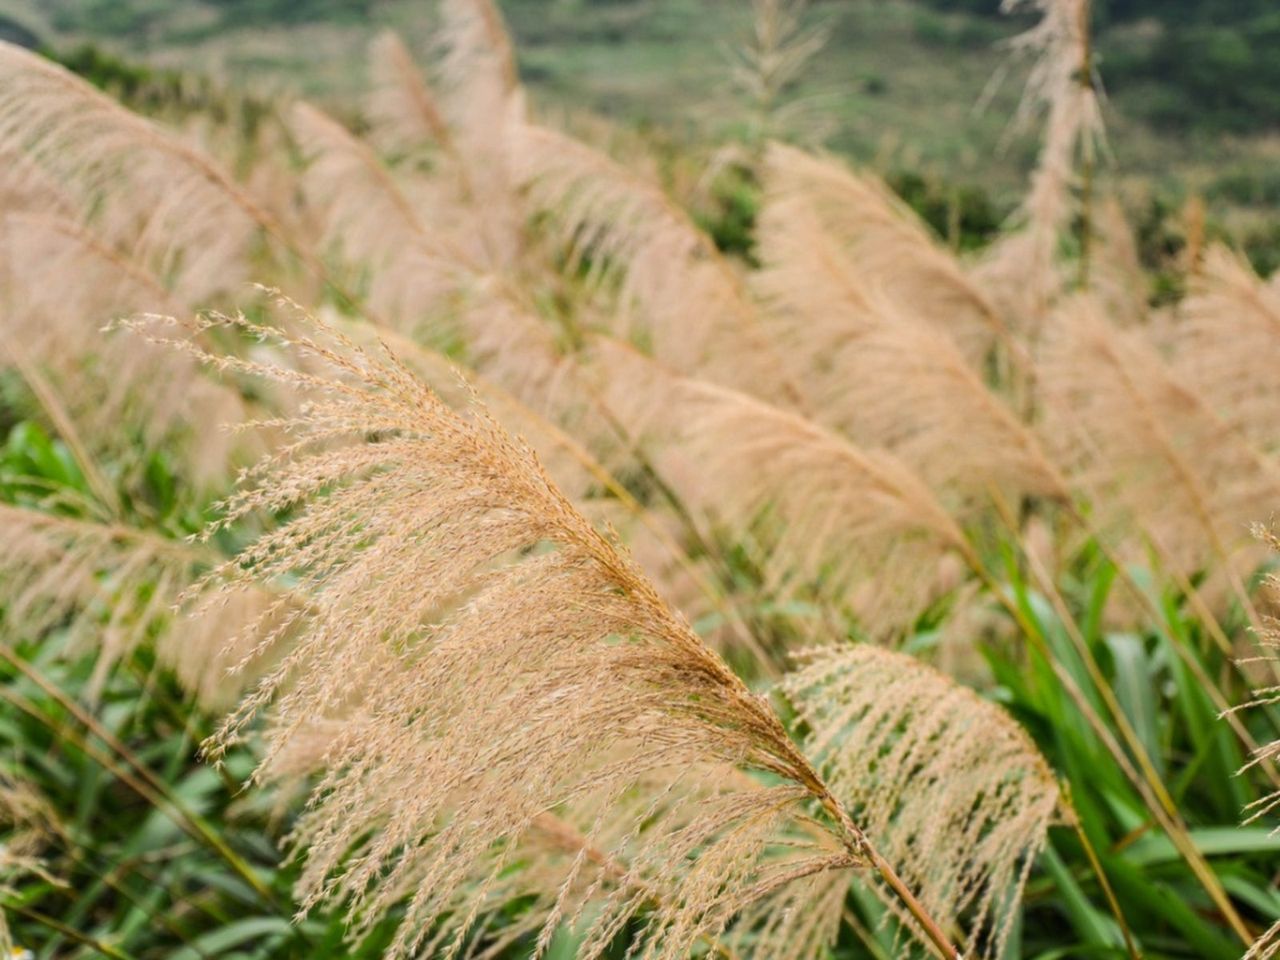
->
[2, 0, 1278, 254]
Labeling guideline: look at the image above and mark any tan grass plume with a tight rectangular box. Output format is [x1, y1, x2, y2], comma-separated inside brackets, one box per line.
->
[133, 300, 969, 959]
[783, 644, 1060, 959]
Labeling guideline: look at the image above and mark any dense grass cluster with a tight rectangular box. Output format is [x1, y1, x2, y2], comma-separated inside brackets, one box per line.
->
[0, 1, 1278, 958]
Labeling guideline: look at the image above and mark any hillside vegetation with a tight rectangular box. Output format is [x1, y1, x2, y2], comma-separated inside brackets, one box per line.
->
[3, 0, 1279, 232]
[0, 1, 1279, 959]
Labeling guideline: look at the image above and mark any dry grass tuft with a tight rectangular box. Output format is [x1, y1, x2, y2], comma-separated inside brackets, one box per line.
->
[589, 338, 969, 636]
[512, 121, 802, 406]
[0, 504, 280, 708]
[759, 143, 1008, 364]
[0, 776, 60, 953]
[1235, 526, 1280, 831]
[137, 300, 895, 960]
[784, 644, 1061, 959]
[0, 41, 261, 303]
[1038, 296, 1280, 584]
[0, 212, 249, 488]
[1172, 245, 1280, 455]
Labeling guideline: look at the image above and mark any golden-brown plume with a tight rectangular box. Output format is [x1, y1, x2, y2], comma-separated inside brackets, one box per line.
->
[288, 102, 467, 338]
[0, 775, 60, 953]
[0, 41, 263, 303]
[0, 504, 279, 708]
[723, 0, 830, 152]
[367, 30, 455, 154]
[142, 302, 902, 960]
[511, 121, 804, 406]
[753, 187, 1065, 510]
[0, 213, 249, 487]
[1229, 525, 1280, 958]
[783, 644, 1060, 959]
[588, 338, 969, 636]
[1038, 296, 1280, 584]
[977, 0, 1103, 327]
[1172, 245, 1280, 454]
[1246, 924, 1280, 960]
[759, 143, 1009, 363]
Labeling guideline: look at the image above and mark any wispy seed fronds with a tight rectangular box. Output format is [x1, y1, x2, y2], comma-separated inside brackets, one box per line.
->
[759, 143, 1009, 364]
[753, 193, 1064, 509]
[0, 212, 250, 487]
[0, 41, 261, 302]
[0, 775, 61, 953]
[1232, 525, 1280, 832]
[1171, 245, 1280, 454]
[164, 303, 872, 960]
[0, 504, 279, 708]
[589, 338, 968, 635]
[1039, 296, 1280, 581]
[784, 644, 1061, 959]
[512, 121, 804, 407]
[289, 102, 468, 338]
[1246, 922, 1280, 960]
[367, 30, 455, 154]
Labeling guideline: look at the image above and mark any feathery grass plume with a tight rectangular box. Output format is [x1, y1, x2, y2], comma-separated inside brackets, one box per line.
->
[0, 41, 264, 303]
[752, 193, 1064, 510]
[435, 0, 526, 269]
[511, 121, 805, 407]
[365, 28, 525, 272]
[977, 0, 1103, 326]
[1038, 296, 1280, 585]
[439, 0, 519, 106]
[289, 102, 469, 339]
[1247, 924, 1280, 960]
[338, 323, 759, 666]
[367, 30, 456, 155]
[288, 103, 567, 398]
[722, 0, 830, 152]
[0, 503, 282, 709]
[1090, 197, 1147, 326]
[1232, 525, 1280, 829]
[287, 102, 580, 419]
[366, 24, 519, 261]
[759, 143, 1009, 364]
[588, 338, 969, 636]
[0, 775, 60, 953]
[339, 322, 598, 502]
[1171, 245, 1280, 454]
[0, 142, 77, 220]
[142, 303, 974, 960]
[1227, 526, 1280, 959]
[0, 213, 249, 488]
[782, 645, 1060, 959]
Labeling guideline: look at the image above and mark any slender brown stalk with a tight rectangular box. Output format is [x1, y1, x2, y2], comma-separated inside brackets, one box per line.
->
[982, 497, 1254, 944]
[1062, 783, 1142, 960]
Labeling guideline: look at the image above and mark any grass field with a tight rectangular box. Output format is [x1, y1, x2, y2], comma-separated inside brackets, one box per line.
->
[3, 0, 1278, 227]
[1, 0, 1280, 957]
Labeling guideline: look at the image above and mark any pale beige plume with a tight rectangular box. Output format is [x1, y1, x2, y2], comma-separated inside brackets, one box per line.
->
[0, 775, 60, 954]
[0, 41, 261, 303]
[760, 143, 1009, 364]
[588, 338, 969, 636]
[0, 503, 281, 708]
[1038, 296, 1280, 584]
[977, 0, 1103, 329]
[782, 644, 1060, 959]
[511, 121, 806, 408]
[139, 303, 896, 960]
[753, 193, 1065, 510]
[1172, 245, 1280, 454]
[0, 212, 249, 487]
